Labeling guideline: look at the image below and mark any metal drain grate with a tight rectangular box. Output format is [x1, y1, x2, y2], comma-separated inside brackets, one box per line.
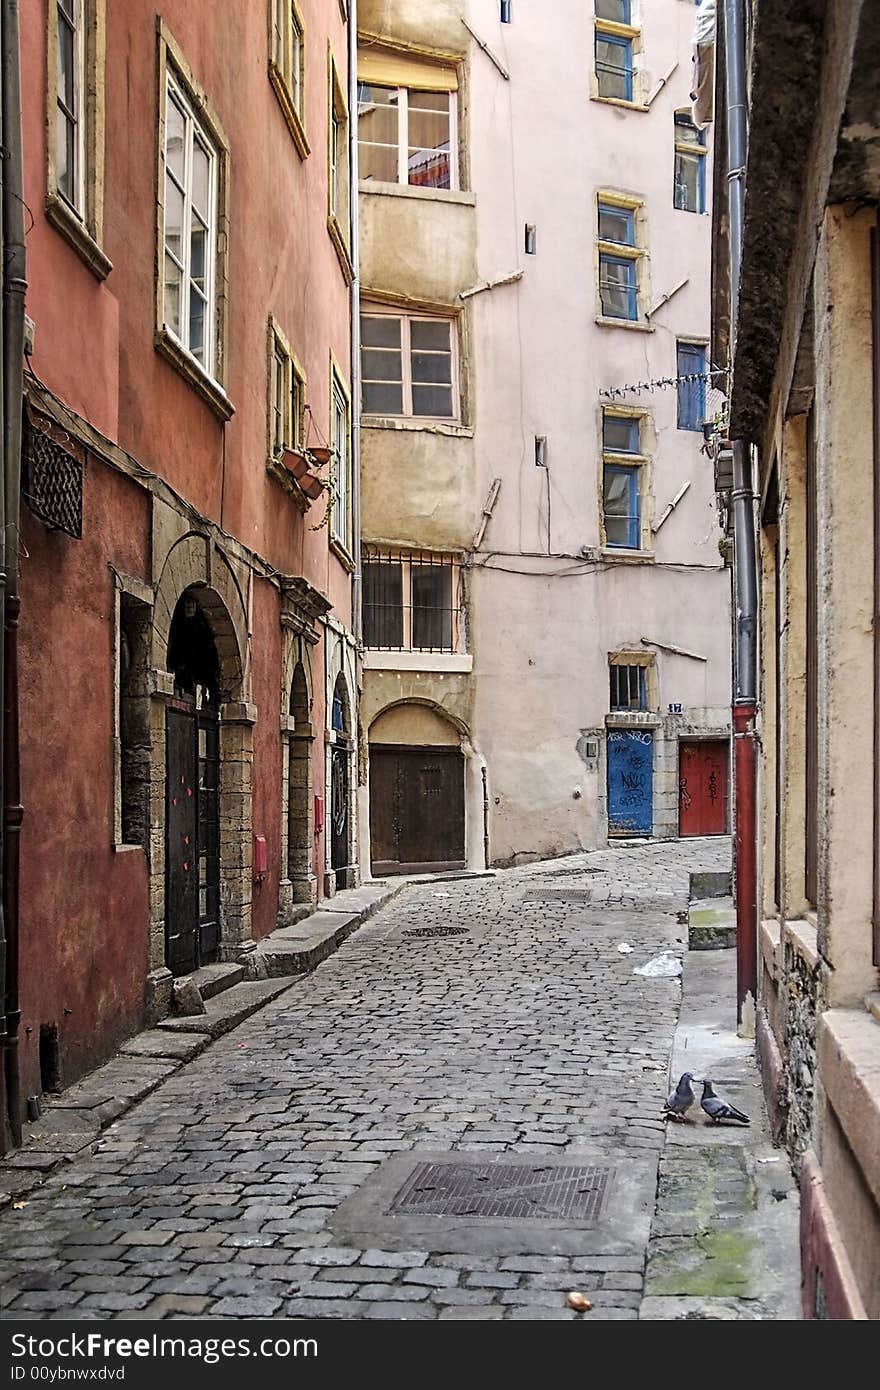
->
[402, 925, 470, 939]
[391, 1161, 610, 1222]
[523, 888, 592, 904]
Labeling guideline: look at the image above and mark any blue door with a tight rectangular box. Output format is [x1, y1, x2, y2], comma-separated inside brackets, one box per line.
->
[607, 730, 653, 836]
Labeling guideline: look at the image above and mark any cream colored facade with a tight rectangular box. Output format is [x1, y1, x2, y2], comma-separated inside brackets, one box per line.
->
[357, 0, 730, 875]
[712, 0, 880, 1319]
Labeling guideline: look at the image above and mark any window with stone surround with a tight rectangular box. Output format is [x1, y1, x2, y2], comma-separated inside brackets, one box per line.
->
[328, 47, 353, 282]
[155, 26, 232, 420]
[601, 407, 651, 552]
[330, 365, 352, 557]
[267, 318, 307, 462]
[362, 548, 463, 653]
[609, 651, 656, 712]
[594, 0, 642, 107]
[361, 308, 458, 421]
[46, 0, 111, 278]
[269, 0, 308, 157]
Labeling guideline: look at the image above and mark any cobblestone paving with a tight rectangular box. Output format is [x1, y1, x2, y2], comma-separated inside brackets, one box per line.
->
[0, 839, 729, 1321]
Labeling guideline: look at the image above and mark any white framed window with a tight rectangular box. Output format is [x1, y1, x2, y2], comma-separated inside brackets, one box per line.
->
[362, 549, 464, 653]
[361, 309, 458, 420]
[330, 369, 352, 555]
[162, 70, 219, 376]
[357, 83, 458, 191]
[269, 0, 307, 154]
[327, 50, 351, 278]
[55, 0, 86, 215]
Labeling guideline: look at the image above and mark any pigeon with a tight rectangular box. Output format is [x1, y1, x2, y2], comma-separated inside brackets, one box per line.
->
[663, 1071, 697, 1122]
[700, 1080, 750, 1125]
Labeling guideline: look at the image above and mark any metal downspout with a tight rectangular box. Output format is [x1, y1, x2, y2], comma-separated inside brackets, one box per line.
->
[723, 0, 758, 1025]
[1, 0, 26, 1145]
[0, 0, 6, 1155]
[348, 0, 361, 648]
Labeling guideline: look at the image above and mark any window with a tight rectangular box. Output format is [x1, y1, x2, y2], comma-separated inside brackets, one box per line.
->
[610, 663, 647, 712]
[328, 51, 352, 279]
[330, 369, 352, 555]
[269, 0, 308, 155]
[358, 83, 457, 190]
[162, 70, 219, 376]
[609, 653, 655, 711]
[56, 0, 85, 214]
[602, 409, 647, 550]
[47, 0, 110, 277]
[598, 199, 642, 321]
[673, 110, 707, 213]
[361, 310, 457, 420]
[595, 0, 636, 103]
[676, 341, 707, 431]
[362, 550, 462, 652]
[267, 320, 306, 460]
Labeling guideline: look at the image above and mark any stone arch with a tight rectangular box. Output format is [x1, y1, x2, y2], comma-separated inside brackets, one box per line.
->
[152, 533, 248, 699]
[146, 544, 256, 1013]
[279, 649, 316, 911]
[368, 697, 470, 743]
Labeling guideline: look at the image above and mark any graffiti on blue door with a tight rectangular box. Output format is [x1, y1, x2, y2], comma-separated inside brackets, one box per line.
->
[607, 729, 653, 835]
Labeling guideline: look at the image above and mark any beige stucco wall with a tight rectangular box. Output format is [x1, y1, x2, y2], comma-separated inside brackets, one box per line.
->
[358, 0, 468, 57]
[370, 701, 460, 745]
[360, 191, 477, 304]
[360, 423, 479, 549]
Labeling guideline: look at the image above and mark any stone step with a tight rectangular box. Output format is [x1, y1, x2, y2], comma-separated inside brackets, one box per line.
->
[257, 910, 361, 978]
[155, 977, 296, 1038]
[186, 961, 245, 1001]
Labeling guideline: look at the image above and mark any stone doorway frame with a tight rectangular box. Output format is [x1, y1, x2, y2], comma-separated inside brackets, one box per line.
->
[146, 532, 254, 1019]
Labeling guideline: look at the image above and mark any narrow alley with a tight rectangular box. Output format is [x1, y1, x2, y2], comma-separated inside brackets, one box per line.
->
[0, 841, 799, 1322]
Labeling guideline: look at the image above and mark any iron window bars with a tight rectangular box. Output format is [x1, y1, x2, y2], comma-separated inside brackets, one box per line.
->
[362, 548, 463, 652]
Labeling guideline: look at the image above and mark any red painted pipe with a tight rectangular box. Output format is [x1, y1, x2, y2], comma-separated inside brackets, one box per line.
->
[733, 702, 757, 1022]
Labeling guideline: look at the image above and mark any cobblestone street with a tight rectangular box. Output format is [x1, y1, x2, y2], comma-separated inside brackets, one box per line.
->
[0, 839, 799, 1322]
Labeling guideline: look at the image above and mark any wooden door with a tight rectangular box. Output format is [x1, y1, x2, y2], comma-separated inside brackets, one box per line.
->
[165, 706, 220, 975]
[370, 745, 465, 874]
[607, 730, 654, 836]
[679, 740, 729, 836]
[330, 743, 350, 888]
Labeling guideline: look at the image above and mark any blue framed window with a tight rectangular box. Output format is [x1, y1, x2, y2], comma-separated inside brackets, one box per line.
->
[595, 32, 633, 101]
[595, 0, 631, 20]
[603, 463, 641, 548]
[598, 202, 638, 320]
[599, 254, 637, 320]
[603, 412, 639, 454]
[677, 341, 707, 431]
[673, 111, 707, 213]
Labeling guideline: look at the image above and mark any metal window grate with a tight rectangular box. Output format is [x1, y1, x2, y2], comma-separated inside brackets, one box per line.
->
[362, 547, 461, 652]
[610, 663, 647, 711]
[23, 417, 83, 539]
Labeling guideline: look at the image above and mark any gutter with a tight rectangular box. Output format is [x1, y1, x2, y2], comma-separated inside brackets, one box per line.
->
[348, 0, 361, 648]
[1, 0, 26, 1146]
[722, 0, 758, 1028]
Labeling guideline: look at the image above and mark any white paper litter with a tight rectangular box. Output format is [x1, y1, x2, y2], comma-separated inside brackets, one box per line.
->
[617, 942, 634, 954]
[633, 952, 682, 978]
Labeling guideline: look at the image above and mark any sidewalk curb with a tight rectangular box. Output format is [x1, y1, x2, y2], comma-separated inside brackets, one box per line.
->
[0, 880, 404, 1208]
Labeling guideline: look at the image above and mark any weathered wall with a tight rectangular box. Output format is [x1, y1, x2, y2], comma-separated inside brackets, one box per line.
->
[370, 703, 460, 745]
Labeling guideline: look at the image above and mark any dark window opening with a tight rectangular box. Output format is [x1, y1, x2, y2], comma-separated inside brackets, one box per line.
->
[40, 1024, 61, 1094]
[363, 560, 404, 648]
[412, 564, 453, 650]
[119, 594, 151, 848]
[610, 663, 647, 711]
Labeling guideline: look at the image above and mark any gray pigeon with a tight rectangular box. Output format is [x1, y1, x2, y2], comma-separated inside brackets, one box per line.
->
[700, 1080, 749, 1124]
[663, 1071, 696, 1122]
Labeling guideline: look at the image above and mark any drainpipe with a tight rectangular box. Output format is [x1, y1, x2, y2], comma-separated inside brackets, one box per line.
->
[2, 0, 26, 1145]
[0, 2, 6, 1153]
[723, 0, 758, 1027]
[348, 0, 361, 647]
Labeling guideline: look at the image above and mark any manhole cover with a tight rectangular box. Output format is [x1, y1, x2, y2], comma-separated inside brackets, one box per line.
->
[523, 888, 592, 904]
[391, 1161, 610, 1222]
[402, 925, 470, 939]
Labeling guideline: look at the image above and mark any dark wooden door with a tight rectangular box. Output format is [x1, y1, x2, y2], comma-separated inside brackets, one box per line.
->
[330, 743, 350, 889]
[166, 706, 220, 975]
[370, 745, 465, 874]
[679, 740, 729, 836]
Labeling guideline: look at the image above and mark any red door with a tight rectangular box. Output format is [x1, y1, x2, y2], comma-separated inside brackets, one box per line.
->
[679, 740, 729, 836]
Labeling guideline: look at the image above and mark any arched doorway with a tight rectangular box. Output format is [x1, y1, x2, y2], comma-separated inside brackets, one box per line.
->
[165, 589, 221, 975]
[288, 662, 313, 899]
[330, 672, 353, 889]
[369, 702, 465, 874]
